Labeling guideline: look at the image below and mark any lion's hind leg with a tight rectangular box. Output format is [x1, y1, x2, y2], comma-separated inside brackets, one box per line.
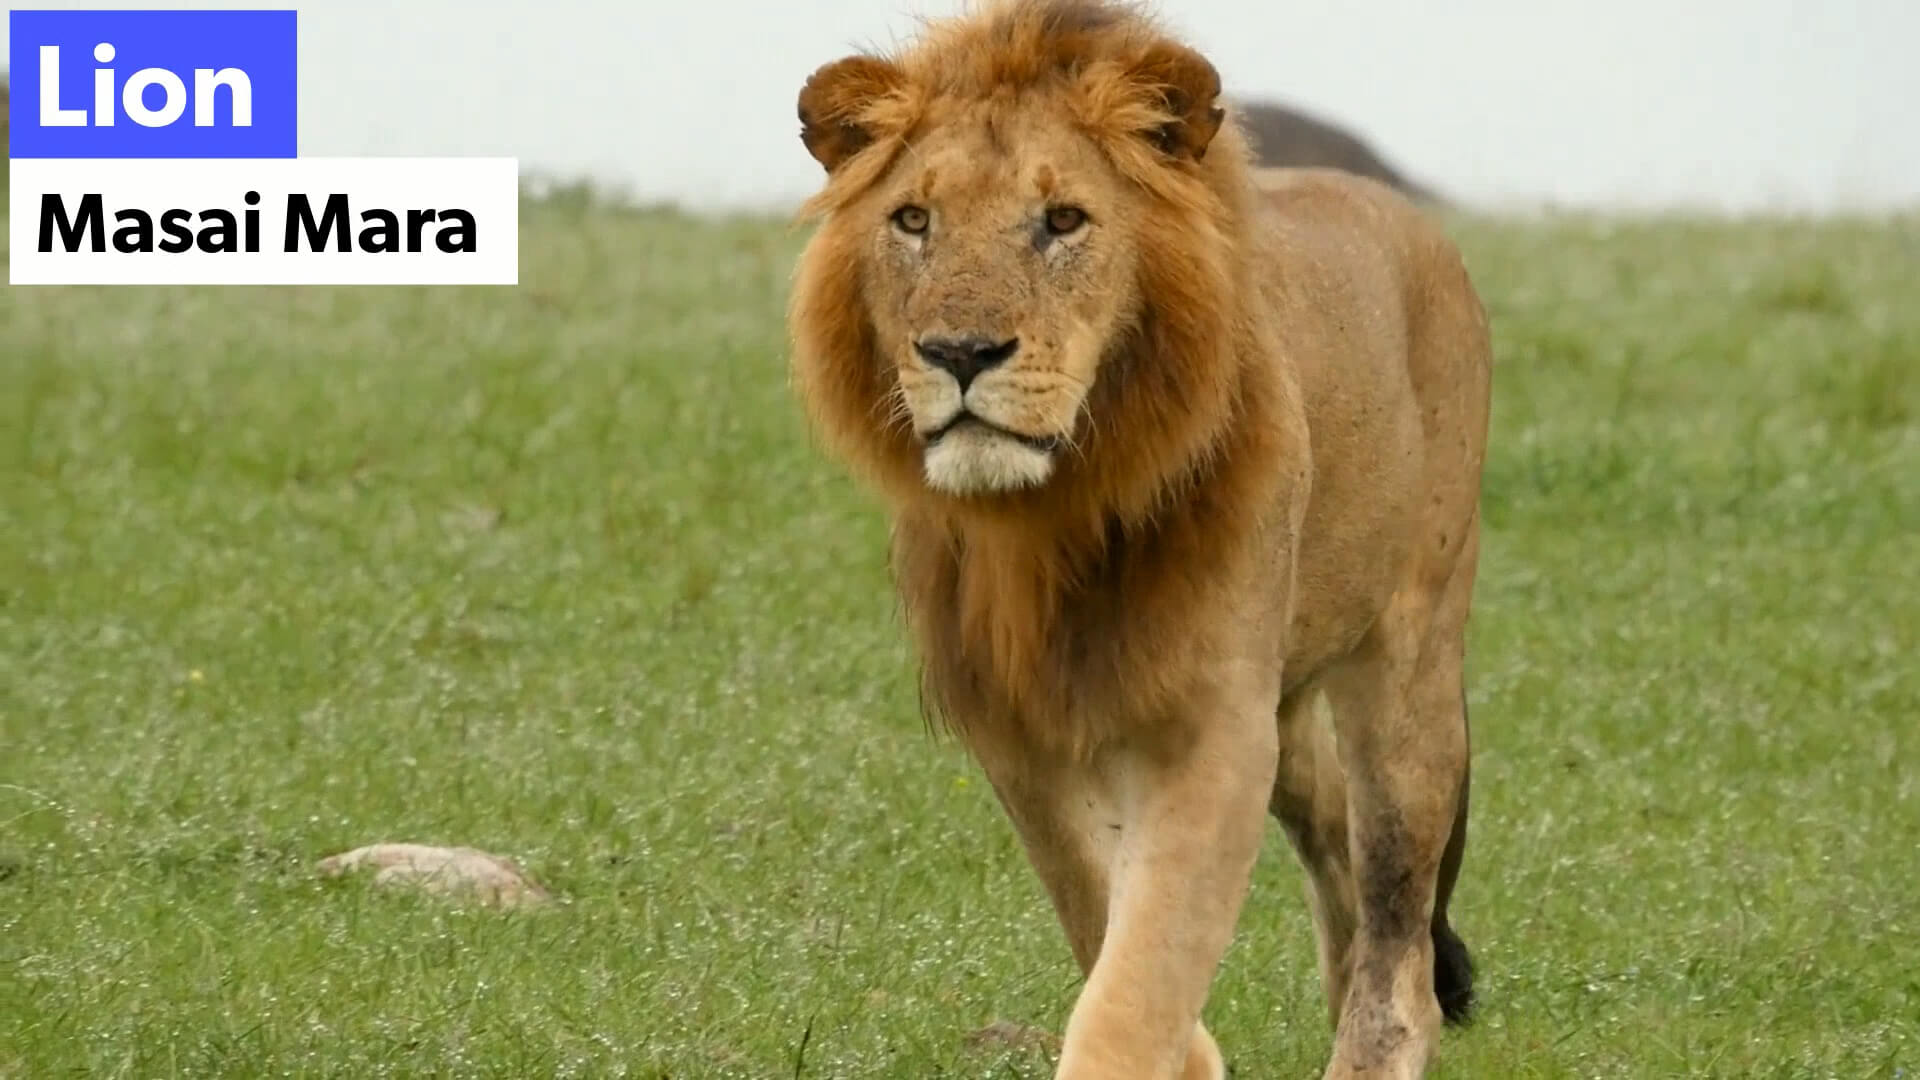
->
[1272, 684, 1476, 1046]
[1270, 689, 1359, 1030]
[1316, 540, 1477, 1079]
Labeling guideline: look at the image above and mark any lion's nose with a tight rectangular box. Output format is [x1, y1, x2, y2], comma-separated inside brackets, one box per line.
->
[915, 335, 1019, 393]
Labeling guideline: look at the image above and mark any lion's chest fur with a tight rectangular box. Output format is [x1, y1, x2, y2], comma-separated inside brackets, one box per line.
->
[891, 419, 1301, 760]
[896, 526, 1221, 758]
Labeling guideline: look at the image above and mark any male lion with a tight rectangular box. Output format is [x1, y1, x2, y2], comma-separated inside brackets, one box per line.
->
[786, 2, 1491, 1077]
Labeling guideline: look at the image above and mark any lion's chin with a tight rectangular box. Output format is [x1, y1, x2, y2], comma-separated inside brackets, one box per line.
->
[922, 422, 1057, 496]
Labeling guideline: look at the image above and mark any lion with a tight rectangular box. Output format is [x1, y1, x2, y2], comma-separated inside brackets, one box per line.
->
[785, 2, 1492, 1077]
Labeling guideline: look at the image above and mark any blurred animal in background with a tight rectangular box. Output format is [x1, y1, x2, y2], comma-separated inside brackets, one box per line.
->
[1233, 99, 1443, 206]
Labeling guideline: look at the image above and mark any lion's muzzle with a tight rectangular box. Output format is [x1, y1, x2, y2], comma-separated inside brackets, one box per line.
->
[904, 331, 1080, 496]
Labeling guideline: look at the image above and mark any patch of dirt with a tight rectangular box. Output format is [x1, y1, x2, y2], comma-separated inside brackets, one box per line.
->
[961, 1019, 1060, 1057]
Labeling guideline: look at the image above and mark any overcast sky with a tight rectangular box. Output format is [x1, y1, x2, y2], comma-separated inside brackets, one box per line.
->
[7, 0, 1917, 214]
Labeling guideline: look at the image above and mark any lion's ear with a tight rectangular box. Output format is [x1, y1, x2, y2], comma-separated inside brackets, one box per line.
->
[797, 55, 906, 173]
[1128, 42, 1225, 161]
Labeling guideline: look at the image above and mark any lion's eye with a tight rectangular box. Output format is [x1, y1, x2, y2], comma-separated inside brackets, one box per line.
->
[1044, 206, 1088, 235]
[892, 205, 930, 235]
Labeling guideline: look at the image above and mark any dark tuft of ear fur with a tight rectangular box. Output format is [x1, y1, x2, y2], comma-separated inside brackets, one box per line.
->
[797, 55, 906, 173]
[1131, 41, 1224, 161]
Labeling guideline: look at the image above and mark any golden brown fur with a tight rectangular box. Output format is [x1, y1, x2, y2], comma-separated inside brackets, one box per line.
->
[787, 2, 1492, 1077]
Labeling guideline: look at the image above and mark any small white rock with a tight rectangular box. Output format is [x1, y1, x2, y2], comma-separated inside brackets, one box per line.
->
[317, 843, 551, 909]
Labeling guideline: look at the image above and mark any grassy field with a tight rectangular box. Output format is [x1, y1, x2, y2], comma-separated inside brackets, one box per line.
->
[4, 197, 1917, 1079]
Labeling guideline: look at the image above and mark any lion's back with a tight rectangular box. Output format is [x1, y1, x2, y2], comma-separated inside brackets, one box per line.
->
[1250, 163, 1488, 417]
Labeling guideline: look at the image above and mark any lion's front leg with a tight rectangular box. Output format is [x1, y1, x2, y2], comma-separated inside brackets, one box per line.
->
[984, 692, 1276, 1080]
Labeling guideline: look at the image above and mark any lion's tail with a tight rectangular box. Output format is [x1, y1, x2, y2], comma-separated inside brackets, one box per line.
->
[1431, 691, 1476, 1026]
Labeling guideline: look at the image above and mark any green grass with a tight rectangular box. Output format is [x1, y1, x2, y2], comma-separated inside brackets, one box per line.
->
[4, 200, 1917, 1079]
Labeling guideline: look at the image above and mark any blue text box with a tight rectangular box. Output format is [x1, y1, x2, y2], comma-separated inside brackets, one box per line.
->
[9, 9, 298, 159]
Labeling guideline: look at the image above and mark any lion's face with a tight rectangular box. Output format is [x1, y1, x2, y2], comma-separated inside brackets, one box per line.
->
[857, 103, 1145, 495]
[789, 4, 1236, 510]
